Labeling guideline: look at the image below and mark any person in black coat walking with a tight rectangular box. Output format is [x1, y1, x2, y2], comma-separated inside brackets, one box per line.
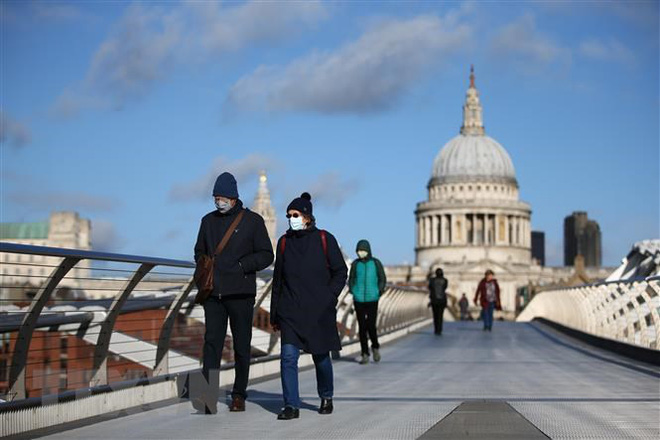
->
[270, 192, 348, 420]
[192, 172, 274, 414]
[428, 268, 448, 335]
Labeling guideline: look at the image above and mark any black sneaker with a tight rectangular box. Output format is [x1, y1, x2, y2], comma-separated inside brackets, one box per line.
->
[318, 398, 333, 415]
[277, 406, 300, 420]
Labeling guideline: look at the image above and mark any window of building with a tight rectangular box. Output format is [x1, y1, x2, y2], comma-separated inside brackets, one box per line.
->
[645, 313, 653, 327]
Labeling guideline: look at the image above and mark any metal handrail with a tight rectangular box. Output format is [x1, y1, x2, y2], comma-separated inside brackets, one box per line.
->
[518, 276, 660, 350]
[0, 243, 431, 405]
[0, 242, 195, 268]
[541, 274, 660, 291]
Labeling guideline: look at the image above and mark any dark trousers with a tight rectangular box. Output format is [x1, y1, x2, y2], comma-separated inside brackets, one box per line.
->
[280, 344, 333, 409]
[431, 302, 446, 335]
[354, 301, 380, 355]
[199, 295, 254, 403]
[483, 302, 495, 330]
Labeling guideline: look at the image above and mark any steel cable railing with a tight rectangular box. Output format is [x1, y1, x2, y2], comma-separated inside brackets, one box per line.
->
[0, 242, 431, 407]
[517, 276, 660, 350]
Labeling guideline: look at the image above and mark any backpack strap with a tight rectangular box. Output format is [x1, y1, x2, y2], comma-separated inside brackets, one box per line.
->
[320, 230, 327, 258]
[279, 230, 329, 268]
[320, 230, 330, 269]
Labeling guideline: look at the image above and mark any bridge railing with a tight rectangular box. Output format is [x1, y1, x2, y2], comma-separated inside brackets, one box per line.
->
[0, 242, 430, 408]
[517, 276, 660, 350]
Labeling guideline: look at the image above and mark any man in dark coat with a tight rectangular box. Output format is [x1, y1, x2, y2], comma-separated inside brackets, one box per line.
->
[270, 192, 348, 420]
[473, 269, 501, 331]
[428, 268, 448, 335]
[192, 172, 274, 414]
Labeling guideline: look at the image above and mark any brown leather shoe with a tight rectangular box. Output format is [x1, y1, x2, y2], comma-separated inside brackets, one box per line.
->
[229, 395, 246, 412]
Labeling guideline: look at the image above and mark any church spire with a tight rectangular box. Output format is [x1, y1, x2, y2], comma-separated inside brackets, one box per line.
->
[252, 171, 277, 254]
[460, 65, 485, 136]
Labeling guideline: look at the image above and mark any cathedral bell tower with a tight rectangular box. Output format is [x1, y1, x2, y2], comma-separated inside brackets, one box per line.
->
[252, 171, 277, 255]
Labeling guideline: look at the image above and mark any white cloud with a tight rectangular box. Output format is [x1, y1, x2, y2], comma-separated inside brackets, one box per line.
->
[7, 190, 120, 213]
[598, 1, 659, 27]
[0, 111, 31, 148]
[306, 172, 360, 209]
[188, 0, 327, 53]
[489, 14, 571, 74]
[52, 1, 328, 117]
[579, 38, 636, 65]
[31, 1, 84, 21]
[91, 219, 124, 252]
[226, 13, 472, 115]
[50, 88, 111, 119]
[169, 154, 278, 202]
[51, 3, 184, 116]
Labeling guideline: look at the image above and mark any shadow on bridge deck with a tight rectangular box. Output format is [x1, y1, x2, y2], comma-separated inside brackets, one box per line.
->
[39, 322, 659, 440]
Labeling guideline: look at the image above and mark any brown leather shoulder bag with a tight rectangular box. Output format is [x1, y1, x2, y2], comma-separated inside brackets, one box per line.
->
[193, 209, 245, 304]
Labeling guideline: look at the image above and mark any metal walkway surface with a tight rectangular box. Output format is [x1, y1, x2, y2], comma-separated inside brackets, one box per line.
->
[40, 322, 660, 440]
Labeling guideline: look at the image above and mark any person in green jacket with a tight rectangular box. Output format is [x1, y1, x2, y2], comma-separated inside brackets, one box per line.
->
[348, 240, 387, 364]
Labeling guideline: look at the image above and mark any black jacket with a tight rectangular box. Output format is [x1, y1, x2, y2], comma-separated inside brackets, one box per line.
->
[194, 200, 274, 298]
[271, 226, 348, 354]
[428, 276, 448, 306]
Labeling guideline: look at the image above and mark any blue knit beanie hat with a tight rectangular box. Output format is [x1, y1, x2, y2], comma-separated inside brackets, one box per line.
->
[212, 172, 239, 198]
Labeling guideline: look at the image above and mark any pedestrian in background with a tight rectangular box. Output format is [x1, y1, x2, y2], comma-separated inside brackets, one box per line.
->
[348, 239, 387, 365]
[192, 172, 274, 414]
[459, 293, 469, 321]
[474, 269, 501, 331]
[270, 192, 348, 420]
[428, 268, 448, 335]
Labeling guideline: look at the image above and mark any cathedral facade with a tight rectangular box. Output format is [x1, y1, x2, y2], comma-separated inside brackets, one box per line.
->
[415, 67, 532, 269]
[401, 68, 610, 317]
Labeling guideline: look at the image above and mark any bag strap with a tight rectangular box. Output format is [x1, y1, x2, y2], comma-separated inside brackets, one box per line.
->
[214, 209, 245, 256]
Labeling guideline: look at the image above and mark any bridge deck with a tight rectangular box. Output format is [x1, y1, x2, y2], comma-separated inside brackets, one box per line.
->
[41, 322, 659, 439]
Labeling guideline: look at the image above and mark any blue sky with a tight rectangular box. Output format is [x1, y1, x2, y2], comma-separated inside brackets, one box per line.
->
[1, 1, 658, 267]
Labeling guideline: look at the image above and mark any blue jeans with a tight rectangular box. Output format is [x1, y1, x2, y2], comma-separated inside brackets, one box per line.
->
[280, 344, 333, 409]
[483, 302, 495, 329]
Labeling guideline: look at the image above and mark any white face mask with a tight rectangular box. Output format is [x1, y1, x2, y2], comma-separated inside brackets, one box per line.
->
[357, 250, 369, 259]
[289, 216, 305, 231]
[215, 199, 232, 213]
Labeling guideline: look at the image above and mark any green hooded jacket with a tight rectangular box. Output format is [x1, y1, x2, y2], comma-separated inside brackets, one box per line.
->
[348, 239, 387, 302]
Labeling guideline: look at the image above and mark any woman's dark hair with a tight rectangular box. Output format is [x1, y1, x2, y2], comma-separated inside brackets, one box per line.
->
[485, 269, 494, 276]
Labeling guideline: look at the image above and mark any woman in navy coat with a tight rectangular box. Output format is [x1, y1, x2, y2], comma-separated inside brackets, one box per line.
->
[270, 192, 348, 420]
